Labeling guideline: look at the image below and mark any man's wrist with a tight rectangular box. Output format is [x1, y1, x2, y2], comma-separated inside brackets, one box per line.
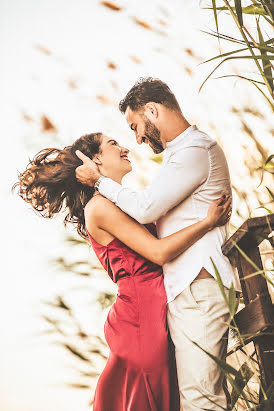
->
[94, 175, 106, 191]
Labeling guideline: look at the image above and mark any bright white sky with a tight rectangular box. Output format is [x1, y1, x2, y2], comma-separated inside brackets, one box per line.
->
[1, 1, 273, 410]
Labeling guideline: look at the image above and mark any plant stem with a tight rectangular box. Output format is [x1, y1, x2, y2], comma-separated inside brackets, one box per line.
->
[223, 0, 273, 99]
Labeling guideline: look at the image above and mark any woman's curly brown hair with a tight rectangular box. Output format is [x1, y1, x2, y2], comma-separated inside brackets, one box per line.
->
[12, 132, 103, 240]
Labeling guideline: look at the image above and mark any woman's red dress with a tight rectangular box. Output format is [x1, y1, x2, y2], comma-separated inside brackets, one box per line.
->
[87, 223, 179, 411]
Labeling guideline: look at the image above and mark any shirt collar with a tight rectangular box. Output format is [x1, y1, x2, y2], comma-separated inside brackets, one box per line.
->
[165, 125, 197, 151]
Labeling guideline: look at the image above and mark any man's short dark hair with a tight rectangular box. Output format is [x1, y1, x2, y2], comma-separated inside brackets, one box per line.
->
[119, 77, 181, 114]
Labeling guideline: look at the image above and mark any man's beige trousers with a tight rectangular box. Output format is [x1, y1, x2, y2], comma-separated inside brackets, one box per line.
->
[167, 278, 231, 411]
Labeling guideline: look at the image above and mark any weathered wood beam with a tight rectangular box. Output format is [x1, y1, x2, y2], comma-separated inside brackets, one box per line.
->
[222, 214, 274, 257]
[236, 238, 271, 304]
[234, 294, 274, 336]
[222, 214, 274, 390]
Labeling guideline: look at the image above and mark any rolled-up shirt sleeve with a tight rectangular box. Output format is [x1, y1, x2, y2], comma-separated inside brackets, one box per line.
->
[98, 146, 209, 224]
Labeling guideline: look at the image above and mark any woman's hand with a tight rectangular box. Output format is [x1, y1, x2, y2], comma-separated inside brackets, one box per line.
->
[205, 194, 232, 229]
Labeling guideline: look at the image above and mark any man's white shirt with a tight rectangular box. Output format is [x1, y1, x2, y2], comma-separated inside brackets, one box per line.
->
[99, 125, 241, 303]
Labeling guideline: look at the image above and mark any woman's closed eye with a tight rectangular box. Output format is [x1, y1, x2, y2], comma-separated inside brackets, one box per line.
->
[108, 139, 118, 146]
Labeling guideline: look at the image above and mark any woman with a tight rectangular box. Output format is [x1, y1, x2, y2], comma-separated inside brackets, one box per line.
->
[14, 132, 231, 411]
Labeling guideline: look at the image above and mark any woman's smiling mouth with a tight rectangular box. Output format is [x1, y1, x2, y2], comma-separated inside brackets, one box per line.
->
[121, 155, 131, 163]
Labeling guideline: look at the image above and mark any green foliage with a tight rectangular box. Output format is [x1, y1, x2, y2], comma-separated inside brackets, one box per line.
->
[150, 153, 164, 164]
[205, 247, 274, 410]
[201, 0, 274, 109]
[230, 361, 254, 408]
[201, 2, 274, 223]
[207, 3, 268, 16]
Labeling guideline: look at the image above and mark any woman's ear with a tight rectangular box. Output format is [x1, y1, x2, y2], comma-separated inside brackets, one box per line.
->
[93, 155, 102, 166]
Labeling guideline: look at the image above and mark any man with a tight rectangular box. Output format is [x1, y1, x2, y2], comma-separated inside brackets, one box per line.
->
[75, 77, 241, 410]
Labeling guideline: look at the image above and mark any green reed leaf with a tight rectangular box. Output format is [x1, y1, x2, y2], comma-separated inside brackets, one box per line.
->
[210, 257, 229, 307]
[235, 0, 243, 26]
[231, 361, 254, 407]
[265, 186, 274, 202]
[204, 4, 267, 16]
[265, 154, 274, 165]
[257, 19, 274, 91]
[228, 282, 237, 317]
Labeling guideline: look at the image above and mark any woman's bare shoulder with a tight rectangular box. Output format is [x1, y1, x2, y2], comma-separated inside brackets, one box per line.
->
[84, 195, 117, 244]
[85, 195, 116, 217]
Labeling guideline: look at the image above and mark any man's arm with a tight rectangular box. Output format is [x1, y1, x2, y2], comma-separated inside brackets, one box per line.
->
[98, 146, 209, 224]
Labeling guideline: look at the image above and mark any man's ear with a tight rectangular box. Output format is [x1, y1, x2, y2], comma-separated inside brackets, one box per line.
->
[93, 155, 102, 166]
[144, 102, 159, 119]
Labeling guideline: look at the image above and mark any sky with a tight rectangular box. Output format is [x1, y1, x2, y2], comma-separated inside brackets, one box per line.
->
[1, 1, 273, 410]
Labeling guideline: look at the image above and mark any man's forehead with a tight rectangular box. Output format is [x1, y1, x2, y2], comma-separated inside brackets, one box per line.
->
[125, 107, 141, 124]
[125, 106, 133, 123]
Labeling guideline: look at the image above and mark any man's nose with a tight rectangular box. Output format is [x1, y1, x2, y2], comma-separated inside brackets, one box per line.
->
[137, 136, 148, 145]
[133, 129, 142, 145]
[136, 136, 143, 145]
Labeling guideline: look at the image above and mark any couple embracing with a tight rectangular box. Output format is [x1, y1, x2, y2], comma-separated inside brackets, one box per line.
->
[16, 77, 241, 410]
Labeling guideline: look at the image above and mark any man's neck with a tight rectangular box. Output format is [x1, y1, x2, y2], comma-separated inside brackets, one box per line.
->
[161, 113, 191, 146]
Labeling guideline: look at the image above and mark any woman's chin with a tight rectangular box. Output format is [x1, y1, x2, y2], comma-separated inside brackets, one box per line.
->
[106, 164, 132, 181]
[122, 164, 132, 176]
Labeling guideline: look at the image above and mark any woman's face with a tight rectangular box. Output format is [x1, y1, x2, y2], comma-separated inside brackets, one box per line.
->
[96, 135, 132, 181]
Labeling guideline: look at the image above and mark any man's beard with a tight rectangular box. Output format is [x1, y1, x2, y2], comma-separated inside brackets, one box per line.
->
[142, 116, 164, 154]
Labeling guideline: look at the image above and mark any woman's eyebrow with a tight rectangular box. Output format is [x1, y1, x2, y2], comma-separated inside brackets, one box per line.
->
[107, 139, 118, 144]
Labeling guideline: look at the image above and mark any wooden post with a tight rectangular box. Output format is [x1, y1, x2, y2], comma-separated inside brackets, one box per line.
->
[222, 214, 274, 392]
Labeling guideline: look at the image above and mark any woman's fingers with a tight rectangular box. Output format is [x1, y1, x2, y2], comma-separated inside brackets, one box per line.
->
[207, 195, 232, 227]
[217, 196, 232, 224]
[223, 201, 232, 222]
[216, 194, 227, 206]
[223, 197, 232, 213]
[218, 196, 231, 211]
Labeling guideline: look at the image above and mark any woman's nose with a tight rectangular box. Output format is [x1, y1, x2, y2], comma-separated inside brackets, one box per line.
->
[122, 147, 130, 154]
